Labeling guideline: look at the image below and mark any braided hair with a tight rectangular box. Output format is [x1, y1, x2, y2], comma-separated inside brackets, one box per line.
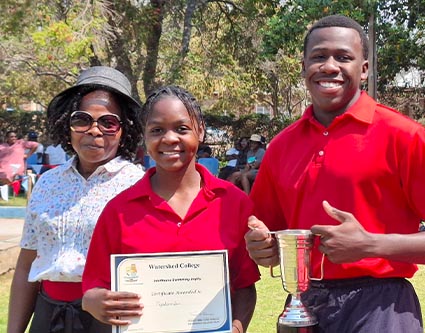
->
[47, 85, 143, 161]
[141, 85, 205, 137]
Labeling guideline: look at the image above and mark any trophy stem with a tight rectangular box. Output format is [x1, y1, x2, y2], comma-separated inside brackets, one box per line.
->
[277, 293, 318, 333]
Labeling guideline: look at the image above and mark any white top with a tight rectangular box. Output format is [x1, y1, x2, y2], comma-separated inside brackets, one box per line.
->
[225, 147, 239, 167]
[25, 143, 44, 164]
[45, 144, 67, 165]
[20, 156, 145, 282]
[36, 143, 44, 154]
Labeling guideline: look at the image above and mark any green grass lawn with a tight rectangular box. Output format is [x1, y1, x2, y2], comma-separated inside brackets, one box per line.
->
[0, 271, 13, 331]
[0, 193, 28, 207]
[1, 266, 424, 332]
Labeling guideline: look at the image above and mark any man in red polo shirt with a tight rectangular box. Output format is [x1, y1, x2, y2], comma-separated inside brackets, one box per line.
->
[245, 15, 425, 333]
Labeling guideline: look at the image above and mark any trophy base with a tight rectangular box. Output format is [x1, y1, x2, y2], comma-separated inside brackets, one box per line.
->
[277, 324, 316, 333]
[276, 296, 318, 333]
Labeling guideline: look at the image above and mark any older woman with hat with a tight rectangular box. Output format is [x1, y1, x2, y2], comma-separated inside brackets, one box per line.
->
[7, 66, 145, 333]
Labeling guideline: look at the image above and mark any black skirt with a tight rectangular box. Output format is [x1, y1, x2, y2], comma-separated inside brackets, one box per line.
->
[29, 291, 110, 333]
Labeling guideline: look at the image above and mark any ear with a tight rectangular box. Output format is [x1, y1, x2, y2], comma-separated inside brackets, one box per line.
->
[301, 59, 306, 78]
[198, 124, 205, 143]
[360, 60, 369, 82]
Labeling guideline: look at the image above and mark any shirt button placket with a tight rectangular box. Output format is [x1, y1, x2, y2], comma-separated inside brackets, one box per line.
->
[316, 130, 328, 163]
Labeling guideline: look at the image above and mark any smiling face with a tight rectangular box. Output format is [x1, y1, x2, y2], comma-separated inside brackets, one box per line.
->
[302, 26, 368, 126]
[144, 97, 204, 173]
[6, 132, 17, 145]
[70, 90, 122, 176]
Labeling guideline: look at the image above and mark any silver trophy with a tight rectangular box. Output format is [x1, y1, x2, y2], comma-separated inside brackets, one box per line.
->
[271, 229, 321, 333]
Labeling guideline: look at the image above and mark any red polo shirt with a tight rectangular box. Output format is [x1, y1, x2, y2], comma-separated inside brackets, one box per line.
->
[251, 92, 425, 280]
[83, 164, 260, 293]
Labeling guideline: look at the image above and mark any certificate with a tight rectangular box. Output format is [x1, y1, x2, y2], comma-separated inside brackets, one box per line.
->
[111, 250, 232, 333]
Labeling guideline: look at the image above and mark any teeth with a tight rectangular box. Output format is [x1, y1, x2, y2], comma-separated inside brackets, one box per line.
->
[319, 81, 342, 88]
[163, 152, 180, 155]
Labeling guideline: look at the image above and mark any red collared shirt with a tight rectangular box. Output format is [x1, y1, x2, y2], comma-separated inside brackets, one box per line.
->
[83, 164, 260, 293]
[251, 92, 425, 279]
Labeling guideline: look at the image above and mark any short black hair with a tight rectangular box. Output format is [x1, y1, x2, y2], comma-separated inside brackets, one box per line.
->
[47, 85, 142, 160]
[198, 145, 212, 156]
[5, 131, 16, 137]
[303, 14, 369, 60]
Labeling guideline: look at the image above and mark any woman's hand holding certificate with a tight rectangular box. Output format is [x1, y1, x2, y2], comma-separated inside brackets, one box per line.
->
[82, 288, 143, 326]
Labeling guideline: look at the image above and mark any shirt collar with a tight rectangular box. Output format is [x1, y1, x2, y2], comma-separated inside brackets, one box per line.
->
[302, 91, 376, 126]
[67, 155, 132, 175]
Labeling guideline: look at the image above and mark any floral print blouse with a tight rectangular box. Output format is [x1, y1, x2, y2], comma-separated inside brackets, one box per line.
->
[21, 156, 145, 282]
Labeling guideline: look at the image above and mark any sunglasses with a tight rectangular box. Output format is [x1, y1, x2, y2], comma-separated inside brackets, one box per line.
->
[70, 111, 122, 136]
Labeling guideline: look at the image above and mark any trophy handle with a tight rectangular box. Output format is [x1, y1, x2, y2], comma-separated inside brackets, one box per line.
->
[269, 231, 282, 279]
[270, 264, 282, 279]
[309, 253, 325, 281]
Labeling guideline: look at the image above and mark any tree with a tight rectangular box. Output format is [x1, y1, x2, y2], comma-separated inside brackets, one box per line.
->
[0, 0, 112, 108]
[261, 0, 425, 94]
[0, 110, 47, 143]
[1, 0, 274, 109]
[1, 0, 423, 140]
[376, 1, 425, 91]
[170, 0, 281, 115]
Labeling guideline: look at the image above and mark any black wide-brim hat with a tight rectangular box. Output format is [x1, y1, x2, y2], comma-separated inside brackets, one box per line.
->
[47, 66, 141, 118]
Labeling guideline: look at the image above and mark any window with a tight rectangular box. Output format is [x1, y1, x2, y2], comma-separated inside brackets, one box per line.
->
[255, 105, 271, 116]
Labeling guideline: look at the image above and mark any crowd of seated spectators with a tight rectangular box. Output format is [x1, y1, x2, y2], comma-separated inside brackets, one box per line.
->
[225, 134, 266, 194]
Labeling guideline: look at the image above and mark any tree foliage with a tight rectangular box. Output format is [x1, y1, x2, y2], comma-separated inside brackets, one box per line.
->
[0, 0, 424, 145]
[261, 0, 425, 92]
[0, 110, 47, 143]
[376, 1, 425, 90]
[203, 112, 296, 158]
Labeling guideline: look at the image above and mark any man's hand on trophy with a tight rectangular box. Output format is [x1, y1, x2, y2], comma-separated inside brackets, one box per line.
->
[245, 215, 279, 267]
[311, 200, 374, 264]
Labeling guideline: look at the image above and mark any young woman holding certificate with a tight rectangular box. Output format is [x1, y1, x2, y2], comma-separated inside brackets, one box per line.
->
[82, 85, 260, 333]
